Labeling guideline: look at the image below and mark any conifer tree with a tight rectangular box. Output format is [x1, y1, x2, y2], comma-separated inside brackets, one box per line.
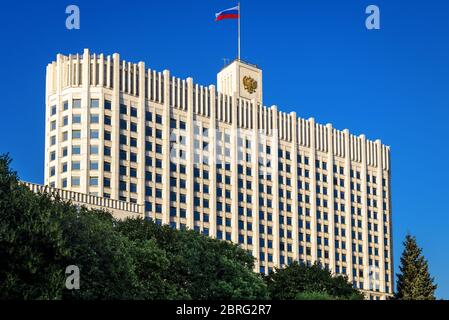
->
[395, 234, 437, 300]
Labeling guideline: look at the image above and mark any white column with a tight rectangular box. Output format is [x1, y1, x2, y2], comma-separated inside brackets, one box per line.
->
[54, 55, 63, 188]
[309, 118, 318, 263]
[360, 135, 370, 290]
[81, 48, 91, 195]
[186, 78, 195, 229]
[376, 139, 386, 296]
[290, 112, 299, 262]
[111, 53, 120, 200]
[137, 62, 146, 218]
[344, 129, 354, 282]
[230, 94, 239, 243]
[271, 106, 280, 268]
[208, 85, 217, 238]
[251, 100, 260, 270]
[326, 124, 336, 273]
[162, 70, 171, 225]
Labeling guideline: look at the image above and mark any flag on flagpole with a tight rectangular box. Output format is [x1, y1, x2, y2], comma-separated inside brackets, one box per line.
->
[215, 6, 239, 21]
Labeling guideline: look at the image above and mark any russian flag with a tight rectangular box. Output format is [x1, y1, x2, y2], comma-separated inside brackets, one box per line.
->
[215, 6, 239, 21]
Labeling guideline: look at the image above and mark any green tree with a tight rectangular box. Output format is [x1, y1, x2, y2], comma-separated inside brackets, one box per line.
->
[0, 154, 68, 299]
[395, 234, 437, 300]
[265, 261, 363, 300]
[117, 218, 268, 299]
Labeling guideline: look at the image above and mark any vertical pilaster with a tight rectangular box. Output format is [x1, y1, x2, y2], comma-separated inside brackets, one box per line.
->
[344, 129, 354, 282]
[387, 147, 394, 296]
[230, 94, 239, 243]
[111, 53, 120, 200]
[162, 70, 171, 225]
[271, 106, 280, 268]
[376, 140, 386, 296]
[137, 62, 146, 218]
[97, 54, 105, 198]
[290, 113, 299, 262]
[251, 100, 260, 270]
[309, 118, 318, 263]
[44, 61, 54, 186]
[53, 55, 63, 188]
[208, 85, 217, 237]
[327, 124, 337, 273]
[360, 135, 370, 290]
[186, 78, 195, 229]
[81, 48, 90, 195]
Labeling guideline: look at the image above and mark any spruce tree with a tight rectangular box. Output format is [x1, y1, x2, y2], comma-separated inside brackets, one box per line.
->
[395, 234, 437, 300]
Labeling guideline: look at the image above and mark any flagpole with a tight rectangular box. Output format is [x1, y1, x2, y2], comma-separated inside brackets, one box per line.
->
[238, 2, 241, 60]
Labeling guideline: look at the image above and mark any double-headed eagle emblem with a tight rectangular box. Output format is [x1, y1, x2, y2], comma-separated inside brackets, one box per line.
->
[243, 76, 258, 94]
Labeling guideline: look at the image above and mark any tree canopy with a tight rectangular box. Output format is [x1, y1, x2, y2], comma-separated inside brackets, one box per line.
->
[265, 261, 364, 300]
[0, 153, 364, 300]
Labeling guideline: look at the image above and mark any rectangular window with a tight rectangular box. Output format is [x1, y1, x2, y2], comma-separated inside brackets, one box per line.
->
[104, 100, 112, 110]
[51, 120, 56, 131]
[120, 119, 127, 130]
[119, 150, 127, 160]
[72, 145, 81, 155]
[120, 104, 127, 115]
[131, 106, 138, 117]
[63, 101, 69, 110]
[63, 116, 68, 126]
[90, 145, 99, 155]
[90, 99, 99, 108]
[89, 177, 98, 186]
[72, 130, 81, 139]
[72, 176, 80, 186]
[50, 136, 56, 146]
[51, 105, 57, 116]
[104, 115, 111, 125]
[72, 161, 81, 170]
[73, 99, 81, 109]
[90, 114, 99, 124]
[104, 161, 111, 172]
[72, 114, 81, 124]
[90, 129, 99, 139]
[90, 161, 99, 170]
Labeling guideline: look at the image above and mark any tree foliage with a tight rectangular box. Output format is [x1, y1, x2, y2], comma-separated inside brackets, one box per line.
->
[0, 154, 363, 300]
[395, 234, 437, 300]
[0, 154, 267, 299]
[265, 261, 364, 300]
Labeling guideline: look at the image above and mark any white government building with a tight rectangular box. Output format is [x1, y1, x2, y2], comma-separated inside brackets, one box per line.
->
[36, 49, 393, 299]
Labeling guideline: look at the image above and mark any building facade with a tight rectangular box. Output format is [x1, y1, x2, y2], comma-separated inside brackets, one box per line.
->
[44, 49, 393, 299]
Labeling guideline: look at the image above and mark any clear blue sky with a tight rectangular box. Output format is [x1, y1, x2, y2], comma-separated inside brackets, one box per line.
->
[0, 0, 448, 298]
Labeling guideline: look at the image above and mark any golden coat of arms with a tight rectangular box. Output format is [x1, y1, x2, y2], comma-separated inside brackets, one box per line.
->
[243, 76, 258, 94]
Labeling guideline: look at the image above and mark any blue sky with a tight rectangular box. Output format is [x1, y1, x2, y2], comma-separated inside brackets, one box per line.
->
[0, 0, 448, 298]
